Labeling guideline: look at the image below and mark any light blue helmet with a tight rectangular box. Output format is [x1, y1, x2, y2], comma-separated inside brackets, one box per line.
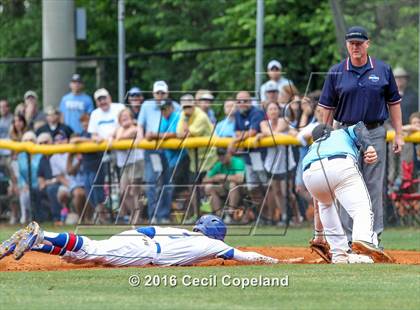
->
[193, 215, 227, 241]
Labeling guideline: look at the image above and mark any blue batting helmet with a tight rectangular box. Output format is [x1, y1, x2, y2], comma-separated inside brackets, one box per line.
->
[193, 215, 227, 241]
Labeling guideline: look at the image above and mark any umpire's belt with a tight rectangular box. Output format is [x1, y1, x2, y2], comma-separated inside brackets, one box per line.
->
[303, 154, 347, 172]
[341, 121, 384, 130]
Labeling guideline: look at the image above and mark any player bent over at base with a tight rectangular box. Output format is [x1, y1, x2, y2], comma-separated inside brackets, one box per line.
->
[0, 215, 278, 266]
[302, 122, 393, 264]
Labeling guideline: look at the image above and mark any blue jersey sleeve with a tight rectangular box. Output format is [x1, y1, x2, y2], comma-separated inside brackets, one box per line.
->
[347, 125, 358, 141]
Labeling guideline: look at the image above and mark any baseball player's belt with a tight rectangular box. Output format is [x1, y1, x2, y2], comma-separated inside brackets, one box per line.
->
[303, 154, 347, 172]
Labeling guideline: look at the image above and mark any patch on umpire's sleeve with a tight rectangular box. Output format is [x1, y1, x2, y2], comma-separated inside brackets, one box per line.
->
[218, 248, 234, 259]
[136, 227, 156, 239]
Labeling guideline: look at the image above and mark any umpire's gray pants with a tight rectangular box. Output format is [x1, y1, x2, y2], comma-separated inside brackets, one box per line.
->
[338, 126, 387, 241]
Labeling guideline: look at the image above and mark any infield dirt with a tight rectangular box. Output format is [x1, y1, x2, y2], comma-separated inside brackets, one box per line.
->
[1, 246, 419, 272]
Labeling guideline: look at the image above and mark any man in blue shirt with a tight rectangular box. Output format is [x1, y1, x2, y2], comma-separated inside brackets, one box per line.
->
[59, 74, 94, 134]
[318, 26, 404, 244]
[302, 123, 392, 264]
[230, 91, 267, 211]
[154, 100, 188, 210]
[137, 81, 180, 224]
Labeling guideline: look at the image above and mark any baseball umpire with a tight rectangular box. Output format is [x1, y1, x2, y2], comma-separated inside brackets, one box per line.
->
[317, 26, 404, 245]
[302, 122, 393, 263]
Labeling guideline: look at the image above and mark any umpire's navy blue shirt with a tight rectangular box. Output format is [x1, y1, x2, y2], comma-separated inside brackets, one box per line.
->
[319, 56, 402, 123]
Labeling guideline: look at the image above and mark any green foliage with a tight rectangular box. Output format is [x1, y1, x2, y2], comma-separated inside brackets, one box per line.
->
[0, 0, 418, 108]
[0, 0, 42, 105]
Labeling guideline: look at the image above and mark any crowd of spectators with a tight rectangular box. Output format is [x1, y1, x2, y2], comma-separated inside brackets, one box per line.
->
[0, 60, 418, 226]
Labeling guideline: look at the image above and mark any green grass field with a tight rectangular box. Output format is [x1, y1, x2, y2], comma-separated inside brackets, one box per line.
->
[0, 225, 419, 310]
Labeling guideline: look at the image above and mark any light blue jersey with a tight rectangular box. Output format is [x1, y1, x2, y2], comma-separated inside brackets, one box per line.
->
[59, 92, 94, 134]
[138, 99, 180, 133]
[302, 125, 359, 171]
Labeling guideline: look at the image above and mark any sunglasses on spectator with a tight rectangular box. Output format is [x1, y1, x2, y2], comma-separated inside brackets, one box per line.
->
[236, 99, 249, 104]
[155, 91, 166, 95]
[38, 141, 49, 144]
[182, 105, 193, 109]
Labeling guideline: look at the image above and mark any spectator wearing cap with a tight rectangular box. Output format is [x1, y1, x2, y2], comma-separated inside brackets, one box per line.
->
[23, 90, 46, 130]
[177, 94, 218, 181]
[393, 67, 418, 125]
[195, 90, 217, 124]
[215, 99, 236, 138]
[17, 131, 43, 223]
[177, 94, 218, 219]
[259, 59, 294, 103]
[59, 74, 94, 134]
[35, 108, 73, 139]
[0, 99, 13, 158]
[260, 80, 280, 110]
[318, 26, 403, 245]
[202, 148, 245, 218]
[126, 87, 144, 119]
[230, 91, 267, 207]
[153, 99, 189, 218]
[137, 81, 180, 224]
[156, 99, 188, 186]
[88, 88, 125, 141]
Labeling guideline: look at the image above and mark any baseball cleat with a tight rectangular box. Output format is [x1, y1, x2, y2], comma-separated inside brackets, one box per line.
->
[332, 253, 374, 264]
[0, 229, 26, 261]
[14, 222, 44, 261]
[352, 240, 394, 263]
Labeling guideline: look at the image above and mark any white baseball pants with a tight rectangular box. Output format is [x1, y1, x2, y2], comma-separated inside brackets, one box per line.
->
[303, 156, 377, 257]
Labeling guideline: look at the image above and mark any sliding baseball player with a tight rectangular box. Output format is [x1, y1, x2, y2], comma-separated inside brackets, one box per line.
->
[0, 215, 278, 266]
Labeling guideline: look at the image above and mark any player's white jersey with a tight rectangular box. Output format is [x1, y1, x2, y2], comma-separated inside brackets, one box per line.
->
[62, 230, 158, 266]
[151, 227, 234, 266]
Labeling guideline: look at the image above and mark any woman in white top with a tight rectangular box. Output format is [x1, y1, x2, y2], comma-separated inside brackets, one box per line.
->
[113, 108, 145, 223]
[256, 102, 298, 225]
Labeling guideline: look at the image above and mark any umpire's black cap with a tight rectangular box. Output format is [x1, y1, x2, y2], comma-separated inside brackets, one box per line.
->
[345, 26, 369, 42]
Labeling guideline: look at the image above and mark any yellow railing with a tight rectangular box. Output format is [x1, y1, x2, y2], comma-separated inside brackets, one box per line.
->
[0, 131, 418, 155]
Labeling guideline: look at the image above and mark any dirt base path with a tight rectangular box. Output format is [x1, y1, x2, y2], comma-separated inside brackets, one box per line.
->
[1, 247, 419, 272]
